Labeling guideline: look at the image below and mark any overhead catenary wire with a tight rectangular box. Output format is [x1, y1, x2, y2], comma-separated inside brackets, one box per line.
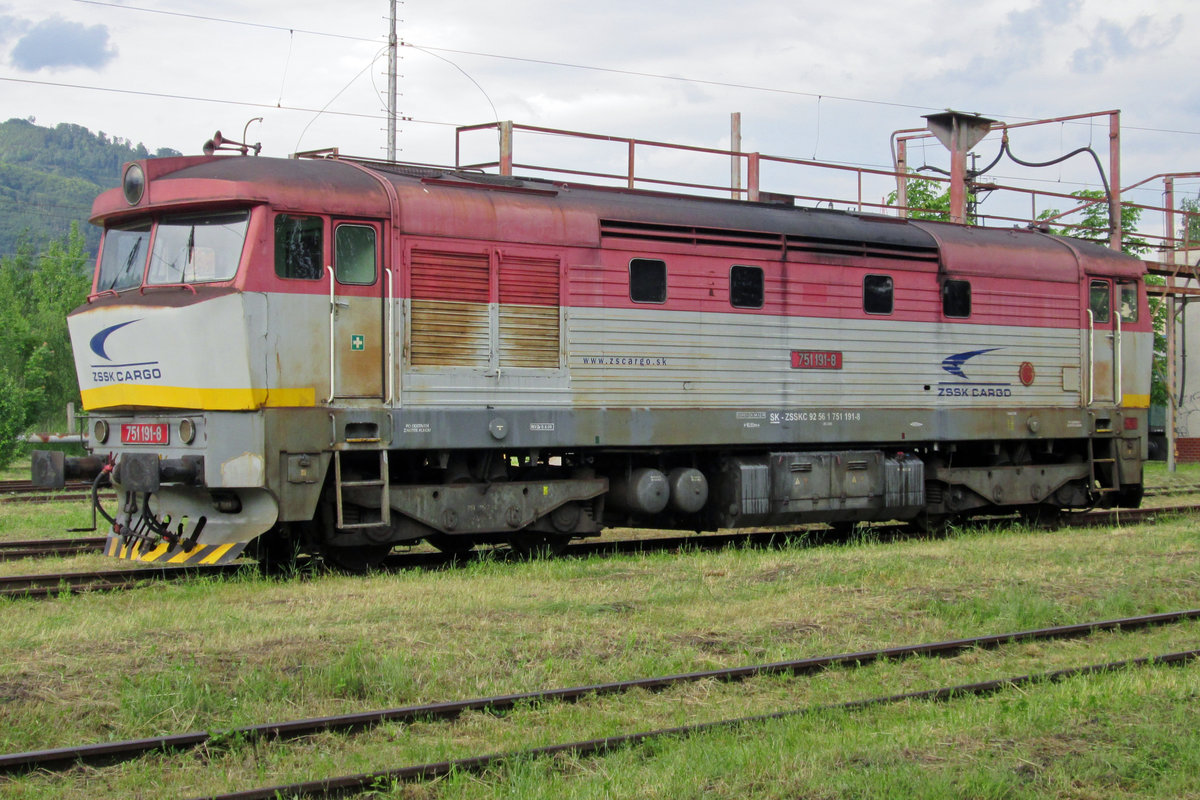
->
[63, 0, 1200, 138]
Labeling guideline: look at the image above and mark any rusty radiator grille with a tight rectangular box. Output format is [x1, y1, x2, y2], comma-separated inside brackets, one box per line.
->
[499, 254, 560, 369]
[411, 249, 490, 367]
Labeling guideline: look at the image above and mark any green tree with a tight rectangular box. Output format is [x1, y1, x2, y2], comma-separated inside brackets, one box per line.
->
[885, 174, 977, 223]
[1044, 189, 1149, 255]
[1179, 197, 1200, 248]
[0, 223, 91, 468]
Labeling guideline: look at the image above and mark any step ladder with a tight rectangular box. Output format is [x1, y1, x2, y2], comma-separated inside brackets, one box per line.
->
[1088, 438, 1119, 496]
[333, 450, 391, 529]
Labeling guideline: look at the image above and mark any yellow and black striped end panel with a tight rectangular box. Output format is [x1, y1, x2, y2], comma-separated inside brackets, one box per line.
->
[104, 536, 247, 565]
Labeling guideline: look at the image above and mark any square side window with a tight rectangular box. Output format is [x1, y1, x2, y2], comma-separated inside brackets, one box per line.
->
[630, 258, 667, 303]
[863, 274, 893, 315]
[335, 224, 377, 285]
[275, 214, 324, 280]
[730, 265, 764, 308]
[942, 279, 971, 318]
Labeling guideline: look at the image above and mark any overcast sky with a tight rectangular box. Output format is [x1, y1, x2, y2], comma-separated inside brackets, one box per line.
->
[1, 0, 1197, 232]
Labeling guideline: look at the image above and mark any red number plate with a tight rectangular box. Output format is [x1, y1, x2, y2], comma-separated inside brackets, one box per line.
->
[121, 423, 169, 445]
[791, 350, 843, 369]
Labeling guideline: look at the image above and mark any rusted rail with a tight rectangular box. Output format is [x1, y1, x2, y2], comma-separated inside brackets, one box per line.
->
[3, 608, 1197, 777]
[0, 537, 106, 561]
[0, 564, 244, 599]
[198, 648, 1200, 799]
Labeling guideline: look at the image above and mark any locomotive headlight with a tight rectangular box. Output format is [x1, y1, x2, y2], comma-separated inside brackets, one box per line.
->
[93, 419, 109, 444]
[122, 163, 145, 205]
[179, 418, 196, 445]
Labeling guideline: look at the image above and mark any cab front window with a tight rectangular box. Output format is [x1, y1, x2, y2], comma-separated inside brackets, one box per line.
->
[146, 211, 250, 285]
[96, 222, 151, 292]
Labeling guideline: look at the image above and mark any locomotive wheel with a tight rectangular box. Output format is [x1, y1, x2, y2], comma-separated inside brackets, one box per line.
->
[908, 512, 954, 536]
[425, 533, 476, 556]
[319, 543, 393, 573]
[250, 524, 302, 573]
[827, 520, 861, 540]
[508, 532, 571, 559]
[1018, 503, 1062, 529]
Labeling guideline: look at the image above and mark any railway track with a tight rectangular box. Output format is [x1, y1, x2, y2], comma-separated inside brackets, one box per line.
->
[2, 502, 1198, 580]
[0, 478, 112, 506]
[2, 609, 1196, 785]
[0, 536, 106, 561]
[0, 479, 94, 493]
[0, 563, 245, 599]
[196, 649, 1200, 800]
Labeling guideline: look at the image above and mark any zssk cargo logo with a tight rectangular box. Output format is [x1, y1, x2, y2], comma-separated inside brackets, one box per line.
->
[937, 348, 1036, 398]
[89, 320, 164, 385]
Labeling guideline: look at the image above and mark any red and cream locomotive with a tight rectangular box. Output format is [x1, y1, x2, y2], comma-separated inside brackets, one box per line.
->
[33, 139, 1150, 569]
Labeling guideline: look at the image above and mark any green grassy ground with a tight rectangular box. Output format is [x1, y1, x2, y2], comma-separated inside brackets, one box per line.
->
[0, 491, 1197, 798]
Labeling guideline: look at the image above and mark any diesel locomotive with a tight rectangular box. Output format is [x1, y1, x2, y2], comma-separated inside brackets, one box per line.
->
[33, 145, 1151, 570]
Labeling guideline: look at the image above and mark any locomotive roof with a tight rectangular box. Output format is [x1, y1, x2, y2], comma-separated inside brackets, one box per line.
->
[92, 154, 1144, 283]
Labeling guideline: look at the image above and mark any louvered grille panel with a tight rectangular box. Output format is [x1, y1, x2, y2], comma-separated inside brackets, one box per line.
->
[411, 250, 489, 301]
[499, 255, 560, 368]
[411, 250, 490, 367]
[499, 306, 559, 367]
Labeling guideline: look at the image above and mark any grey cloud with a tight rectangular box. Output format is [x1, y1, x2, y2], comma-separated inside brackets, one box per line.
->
[0, 15, 31, 45]
[1072, 14, 1181, 73]
[949, 0, 1084, 88]
[10, 15, 116, 71]
[1004, 0, 1081, 37]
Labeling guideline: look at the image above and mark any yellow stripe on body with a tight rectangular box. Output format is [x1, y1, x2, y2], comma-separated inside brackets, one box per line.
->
[81, 385, 316, 411]
[1122, 394, 1151, 410]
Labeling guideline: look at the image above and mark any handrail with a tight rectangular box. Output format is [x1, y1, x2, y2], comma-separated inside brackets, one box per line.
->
[1114, 301, 1123, 405]
[453, 116, 1189, 254]
[1086, 308, 1095, 406]
[327, 265, 336, 404]
[385, 269, 394, 405]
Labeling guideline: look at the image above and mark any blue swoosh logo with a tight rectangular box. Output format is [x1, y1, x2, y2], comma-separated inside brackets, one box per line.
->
[941, 348, 1000, 379]
[89, 320, 140, 361]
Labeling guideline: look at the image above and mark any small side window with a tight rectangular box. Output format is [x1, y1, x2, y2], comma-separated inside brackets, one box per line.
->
[630, 258, 666, 303]
[863, 274, 893, 315]
[335, 224, 377, 285]
[1119, 283, 1137, 323]
[1089, 280, 1111, 323]
[730, 265, 764, 309]
[275, 214, 324, 280]
[942, 279, 971, 318]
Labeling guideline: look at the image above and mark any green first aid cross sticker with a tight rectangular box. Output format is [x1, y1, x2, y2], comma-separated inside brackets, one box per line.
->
[351, 334, 365, 351]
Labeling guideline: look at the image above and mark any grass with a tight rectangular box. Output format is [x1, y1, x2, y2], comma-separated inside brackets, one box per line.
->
[0, 458, 1198, 796]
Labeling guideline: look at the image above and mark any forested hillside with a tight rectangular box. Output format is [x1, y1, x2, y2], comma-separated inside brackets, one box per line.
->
[0, 117, 181, 258]
[0, 119, 181, 462]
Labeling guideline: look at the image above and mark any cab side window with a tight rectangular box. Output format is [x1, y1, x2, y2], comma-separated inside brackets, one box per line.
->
[335, 224, 377, 285]
[1089, 280, 1111, 323]
[1118, 282, 1138, 323]
[275, 214, 324, 280]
